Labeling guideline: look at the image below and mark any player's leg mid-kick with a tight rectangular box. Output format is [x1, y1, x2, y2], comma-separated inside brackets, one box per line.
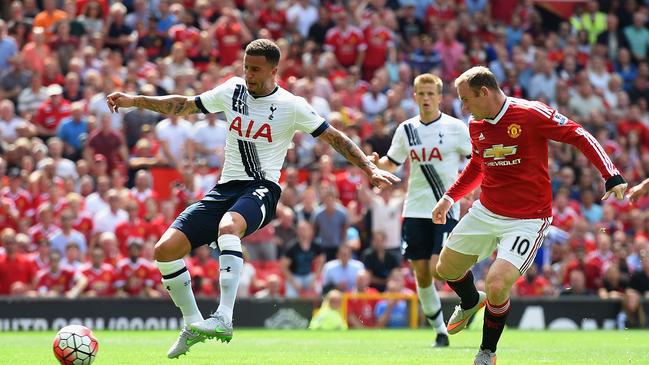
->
[154, 228, 207, 359]
[188, 211, 246, 342]
[435, 246, 486, 336]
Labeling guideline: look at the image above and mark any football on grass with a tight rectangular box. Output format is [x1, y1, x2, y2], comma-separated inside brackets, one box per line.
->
[53, 325, 99, 365]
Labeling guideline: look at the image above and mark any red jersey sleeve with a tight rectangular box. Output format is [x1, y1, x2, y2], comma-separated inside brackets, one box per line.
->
[445, 143, 484, 202]
[535, 107, 620, 180]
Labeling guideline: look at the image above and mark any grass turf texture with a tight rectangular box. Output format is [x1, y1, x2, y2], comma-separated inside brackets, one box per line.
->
[2, 329, 648, 364]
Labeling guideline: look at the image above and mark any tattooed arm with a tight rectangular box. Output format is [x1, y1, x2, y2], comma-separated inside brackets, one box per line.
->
[318, 126, 376, 174]
[319, 126, 400, 188]
[106, 93, 201, 116]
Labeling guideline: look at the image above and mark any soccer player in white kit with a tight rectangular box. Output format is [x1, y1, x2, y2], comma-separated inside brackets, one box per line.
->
[369, 73, 471, 347]
[107, 39, 399, 358]
[432, 66, 628, 365]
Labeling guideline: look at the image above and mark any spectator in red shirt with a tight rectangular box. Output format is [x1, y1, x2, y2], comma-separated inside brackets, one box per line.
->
[617, 104, 649, 150]
[1, 167, 32, 221]
[361, 12, 396, 81]
[64, 192, 93, 242]
[335, 164, 362, 208]
[257, 0, 288, 40]
[168, 9, 201, 58]
[0, 228, 37, 295]
[212, 6, 253, 66]
[324, 6, 366, 68]
[115, 240, 160, 298]
[347, 269, 379, 328]
[513, 264, 553, 297]
[115, 199, 149, 255]
[129, 169, 159, 218]
[586, 232, 615, 274]
[552, 188, 580, 232]
[41, 57, 65, 87]
[188, 245, 220, 297]
[34, 250, 87, 298]
[33, 84, 72, 140]
[85, 112, 128, 174]
[28, 202, 61, 246]
[81, 245, 117, 297]
[98, 231, 123, 268]
[563, 247, 602, 292]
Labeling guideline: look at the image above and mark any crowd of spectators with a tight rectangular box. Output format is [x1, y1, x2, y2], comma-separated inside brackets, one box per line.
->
[0, 0, 648, 328]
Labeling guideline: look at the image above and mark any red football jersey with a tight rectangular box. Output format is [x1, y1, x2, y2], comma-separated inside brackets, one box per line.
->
[257, 9, 287, 40]
[446, 98, 620, 219]
[514, 275, 551, 297]
[81, 263, 117, 297]
[0, 254, 37, 294]
[35, 268, 76, 293]
[324, 26, 367, 67]
[362, 25, 393, 69]
[73, 214, 94, 241]
[115, 257, 155, 296]
[1, 187, 33, 217]
[188, 257, 220, 296]
[114, 219, 149, 256]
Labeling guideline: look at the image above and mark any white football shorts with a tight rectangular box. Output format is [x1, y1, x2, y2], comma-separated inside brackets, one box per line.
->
[445, 200, 552, 274]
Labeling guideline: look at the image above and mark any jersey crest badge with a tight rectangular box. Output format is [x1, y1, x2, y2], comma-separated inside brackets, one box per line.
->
[269, 104, 277, 120]
[507, 123, 522, 138]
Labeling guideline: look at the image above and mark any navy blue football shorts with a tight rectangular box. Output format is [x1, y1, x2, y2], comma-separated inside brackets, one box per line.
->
[401, 217, 458, 260]
[171, 179, 281, 249]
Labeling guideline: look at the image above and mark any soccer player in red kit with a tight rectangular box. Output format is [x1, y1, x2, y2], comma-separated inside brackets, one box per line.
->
[432, 66, 628, 365]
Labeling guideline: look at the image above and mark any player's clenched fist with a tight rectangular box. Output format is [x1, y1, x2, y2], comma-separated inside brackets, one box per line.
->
[432, 197, 452, 224]
[106, 92, 136, 113]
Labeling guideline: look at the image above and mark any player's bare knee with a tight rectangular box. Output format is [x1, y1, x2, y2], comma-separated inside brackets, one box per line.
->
[218, 223, 245, 237]
[434, 263, 455, 282]
[218, 212, 246, 237]
[415, 270, 433, 287]
[485, 277, 510, 303]
[154, 239, 184, 261]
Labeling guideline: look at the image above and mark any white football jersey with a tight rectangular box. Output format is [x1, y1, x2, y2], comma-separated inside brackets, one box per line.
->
[387, 114, 471, 219]
[197, 77, 328, 185]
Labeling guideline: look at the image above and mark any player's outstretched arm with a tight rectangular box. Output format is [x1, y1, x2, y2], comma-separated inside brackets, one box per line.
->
[106, 92, 201, 116]
[627, 178, 649, 203]
[319, 126, 400, 188]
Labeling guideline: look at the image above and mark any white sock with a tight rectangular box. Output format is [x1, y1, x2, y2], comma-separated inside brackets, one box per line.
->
[418, 282, 448, 335]
[157, 259, 203, 326]
[217, 234, 243, 322]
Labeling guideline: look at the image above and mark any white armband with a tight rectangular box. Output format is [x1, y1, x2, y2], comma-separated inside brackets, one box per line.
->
[441, 195, 455, 205]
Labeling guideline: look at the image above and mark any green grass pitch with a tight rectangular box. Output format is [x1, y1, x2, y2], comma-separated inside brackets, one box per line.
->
[2, 328, 648, 364]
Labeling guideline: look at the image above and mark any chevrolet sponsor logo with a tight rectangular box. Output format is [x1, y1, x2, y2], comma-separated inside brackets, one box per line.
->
[483, 144, 517, 160]
[485, 158, 521, 167]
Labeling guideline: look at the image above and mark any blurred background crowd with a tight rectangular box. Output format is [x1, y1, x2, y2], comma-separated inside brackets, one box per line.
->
[0, 0, 648, 328]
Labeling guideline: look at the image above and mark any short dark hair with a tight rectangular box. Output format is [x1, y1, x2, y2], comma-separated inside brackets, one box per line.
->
[245, 39, 281, 66]
[454, 66, 500, 95]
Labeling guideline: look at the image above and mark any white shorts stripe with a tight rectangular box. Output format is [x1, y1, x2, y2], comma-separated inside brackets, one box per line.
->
[520, 217, 550, 274]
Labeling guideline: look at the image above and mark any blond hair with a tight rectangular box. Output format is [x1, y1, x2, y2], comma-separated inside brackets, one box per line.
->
[414, 73, 443, 94]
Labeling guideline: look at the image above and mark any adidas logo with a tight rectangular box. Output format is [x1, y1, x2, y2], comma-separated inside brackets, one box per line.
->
[478, 133, 485, 141]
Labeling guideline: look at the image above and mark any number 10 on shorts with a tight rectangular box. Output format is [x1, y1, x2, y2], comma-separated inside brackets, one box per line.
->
[510, 236, 530, 256]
